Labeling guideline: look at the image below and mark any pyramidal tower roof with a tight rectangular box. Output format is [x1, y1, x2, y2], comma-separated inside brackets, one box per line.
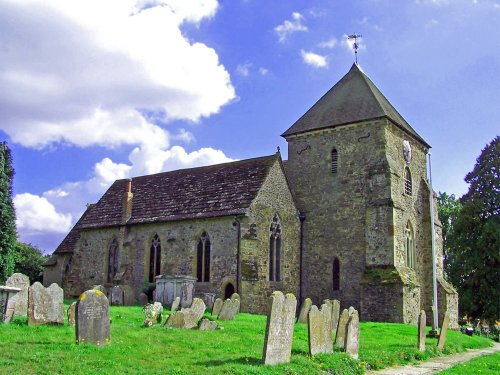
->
[282, 63, 429, 147]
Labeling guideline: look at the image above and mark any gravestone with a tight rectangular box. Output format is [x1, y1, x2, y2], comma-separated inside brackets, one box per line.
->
[199, 318, 218, 331]
[297, 297, 312, 323]
[218, 298, 239, 321]
[76, 289, 110, 346]
[262, 291, 297, 365]
[92, 285, 106, 293]
[308, 304, 333, 355]
[202, 293, 216, 310]
[335, 309, 349, 348]
[230, 293, 240, 312]
[189, 298, 206, 321]
[212, 298, 223, 317]
[331, 299, 341, 338]
[138, 293, 148, 306]
[166, 309, 198, 329]
[121, 285, 135, 306]
[348, 306, 355, 316]
[166, 310, 185, 328]
[68, 301, 77, 326]
[0, 286, 20, 323]
[171, 296, 180, 312]
[6, 273, 30, 316]
[111, 286, 124, 306]
[27, 282, 64, 326]
[418, 310, 426, 352]
[437, 311, 450, 351]
[344, 309, 360, 359]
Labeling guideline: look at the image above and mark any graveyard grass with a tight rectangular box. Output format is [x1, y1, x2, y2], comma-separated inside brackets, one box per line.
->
[438, 352, 500, 375]
[0, 303, 493, 375]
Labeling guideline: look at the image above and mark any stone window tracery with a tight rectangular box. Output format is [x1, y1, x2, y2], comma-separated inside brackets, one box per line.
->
[332, 257, 340, 291]
[331, 148, 338, 174]
[269, 214, 282, 282]
[107, 238, 119, 283]
[149, 234, 161, 283]
[404, 167, 412, 195]
[196, 231, 211, 282]
[405, 222, 415, 268]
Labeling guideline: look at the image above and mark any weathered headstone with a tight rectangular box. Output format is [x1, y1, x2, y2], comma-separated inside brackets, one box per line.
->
[171, 296, 180, 312]
[189, 298, 206, 321]
[262, 291, 297, 365]
[437, 311, 450, 351]
[344, 309, 360, 359]
[308, 304, 333, 356]
[4, 297, 17, 323]
[138, 292, 148, 306]
[199, 318, 218, 331]
[111, 285, 124, 306]
[76, 289, 110, 346]
[335, 309, 349, 348]
[6, 273, 30, 316]
[218, 298, 239, 321]
[180, 279, 196, 308]
[0, 286, 20, 323]
[418, 310, 426, 352]
[202, 293, 216, 310]
[165, 309, 198, 329]
[348, 306, 355, 316]
[27, 282, 64, 326]
[212, 298, 223, 317]
[121, 285, 135, 306]
[68, 301, 77, 326]
[92, 285, 106, 293]
[230, 293, 240, 312]
[297, 297, 312, 323]
[331, 299, 341, 338]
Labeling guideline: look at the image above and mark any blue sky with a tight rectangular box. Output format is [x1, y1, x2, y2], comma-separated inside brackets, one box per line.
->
[1, 0, 498, 253]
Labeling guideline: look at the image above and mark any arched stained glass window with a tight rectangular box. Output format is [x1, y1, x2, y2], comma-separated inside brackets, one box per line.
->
[107, 238, 119, 283]
[149, 234, 161, 282]
[196, 232, 210, 282]
[269, 215, 282, 282]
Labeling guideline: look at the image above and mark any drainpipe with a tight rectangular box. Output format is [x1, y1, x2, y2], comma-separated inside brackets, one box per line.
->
[299, 212, 306, 305]
[428, 152, 439, 334]
[233, 217, 242, 295]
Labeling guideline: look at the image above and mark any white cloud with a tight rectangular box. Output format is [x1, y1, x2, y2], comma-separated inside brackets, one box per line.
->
[274, 12, 308, 42]
[301, 50, 328, 68]
[0, 0, 235, 149]
[259, 67, 269, 76]
[236, 63, 252, 77]
[14, 193, 72, 234]
[318, 38, 338, 49]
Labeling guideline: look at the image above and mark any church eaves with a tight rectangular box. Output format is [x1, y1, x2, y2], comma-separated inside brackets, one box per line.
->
[281, 63, 430, 148]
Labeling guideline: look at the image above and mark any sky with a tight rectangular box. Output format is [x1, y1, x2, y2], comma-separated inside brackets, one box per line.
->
[1, 0, 499, 253]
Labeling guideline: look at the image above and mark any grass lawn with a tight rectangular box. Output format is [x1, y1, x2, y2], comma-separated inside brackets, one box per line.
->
[439, 352, 500, 374]
[0, 302, 493, 374]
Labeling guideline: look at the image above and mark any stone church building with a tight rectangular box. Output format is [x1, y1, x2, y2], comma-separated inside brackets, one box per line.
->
[44, 64, 458, 327]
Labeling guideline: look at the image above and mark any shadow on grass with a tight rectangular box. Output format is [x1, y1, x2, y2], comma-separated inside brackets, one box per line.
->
[196, 356, 262, 367]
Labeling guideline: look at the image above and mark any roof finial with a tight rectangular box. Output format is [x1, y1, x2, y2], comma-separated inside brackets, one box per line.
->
[276, 146, 281, 154]
[348, 33, 363, 64]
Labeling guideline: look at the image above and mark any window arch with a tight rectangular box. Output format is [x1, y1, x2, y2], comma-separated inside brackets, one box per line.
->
[404, 167, 412, 195]
[269, 214, 282, 282]
[149, 234, 161, 282]
[331, 148, 338, 174]
[196, 232, 211, 282]
[107, 238, 119, 283]
[405, 222, 415, 268]
[332, 257, 340, 291]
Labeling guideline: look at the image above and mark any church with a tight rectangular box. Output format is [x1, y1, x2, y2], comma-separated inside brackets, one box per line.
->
[43, 63, 458, 327]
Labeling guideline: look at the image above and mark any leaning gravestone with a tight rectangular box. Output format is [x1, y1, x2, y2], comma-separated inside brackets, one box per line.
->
[418, 310, 426, 352]
[166, 309, 198, 329]
[212, 298, 223, 317]
[262, 291, 297, 365]
[68, 301, 77, 326]
[6, 273, 30, 316]
[437, 311, 450, 351]
[28, 282, 64, 326]
[308, 304, 333, 355]
[189, 298, 206, 321]
[199, 317, 218, 331]
[297, 297, 312, 323]
[344, 309, 360, 359]
[111, 285, 124, 306]
[331, 299, 341, 338]
[230, 293, 240, 312]
[171, 296, 180, 312]
[218, 298, 239, 321]
[335, 308, 349, 348]
[76, 290, 110, 346]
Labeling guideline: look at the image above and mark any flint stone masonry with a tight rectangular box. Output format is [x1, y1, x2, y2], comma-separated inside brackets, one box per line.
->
[6, 273, 30, 316]
[263, 291, 297, 365]
[218, 298, 239, 321]
[199, 318, 218, 331]
[76, 290, 110, 346]
[308, 304, 333, 356]
[418, 310, 426, 352]
[0, 286, 21, 323]
[212, 298, 223, 317]
[171, 296, 180, 312]
[297, 298, 312, 324]
[111, 286, 124, 305]
[68, 302, 77, 326]
[345, 309, 360, 359]
[28, 282, 64, 326]
[437, 311, 450, 351]
[335, 309, 349, 348]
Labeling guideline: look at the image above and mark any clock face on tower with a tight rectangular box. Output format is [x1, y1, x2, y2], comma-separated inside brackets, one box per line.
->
[403, 140, 412, 164]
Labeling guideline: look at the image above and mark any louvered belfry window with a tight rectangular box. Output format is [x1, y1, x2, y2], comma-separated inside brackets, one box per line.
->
[404, 167, 412, 195]
[331, 148, 338, 174]
[197, 232, 211, 282]
[149, 234, 161, 282]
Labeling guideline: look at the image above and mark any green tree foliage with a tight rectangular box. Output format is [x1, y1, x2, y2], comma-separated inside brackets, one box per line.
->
[437, 192, 462, 279]
[13, 242, 48, 283]
[446, 136, 499, 322]
[0, 142, 17, 283]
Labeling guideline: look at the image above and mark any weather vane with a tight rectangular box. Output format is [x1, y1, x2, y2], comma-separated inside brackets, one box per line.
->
[348, 33, 363, 64]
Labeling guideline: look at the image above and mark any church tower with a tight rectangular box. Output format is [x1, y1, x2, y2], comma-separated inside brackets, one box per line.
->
[282, 64, 458, 326]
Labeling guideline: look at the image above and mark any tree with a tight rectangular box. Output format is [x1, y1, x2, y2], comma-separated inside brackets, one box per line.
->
[446, 136, 499, 322]
[437, 192, 462, 279]
[0, 142, 16, 283]
[13, 242, 49, 283]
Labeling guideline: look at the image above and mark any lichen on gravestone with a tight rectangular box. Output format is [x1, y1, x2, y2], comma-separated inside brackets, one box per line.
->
[76, 289, 110, 346]
[297, 297, 312, 324]
[308, 303, 333, 356]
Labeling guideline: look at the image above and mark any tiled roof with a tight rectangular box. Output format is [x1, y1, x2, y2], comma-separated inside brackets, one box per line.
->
[78, 154, 279, 229]
[282, 64, 430, 147]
